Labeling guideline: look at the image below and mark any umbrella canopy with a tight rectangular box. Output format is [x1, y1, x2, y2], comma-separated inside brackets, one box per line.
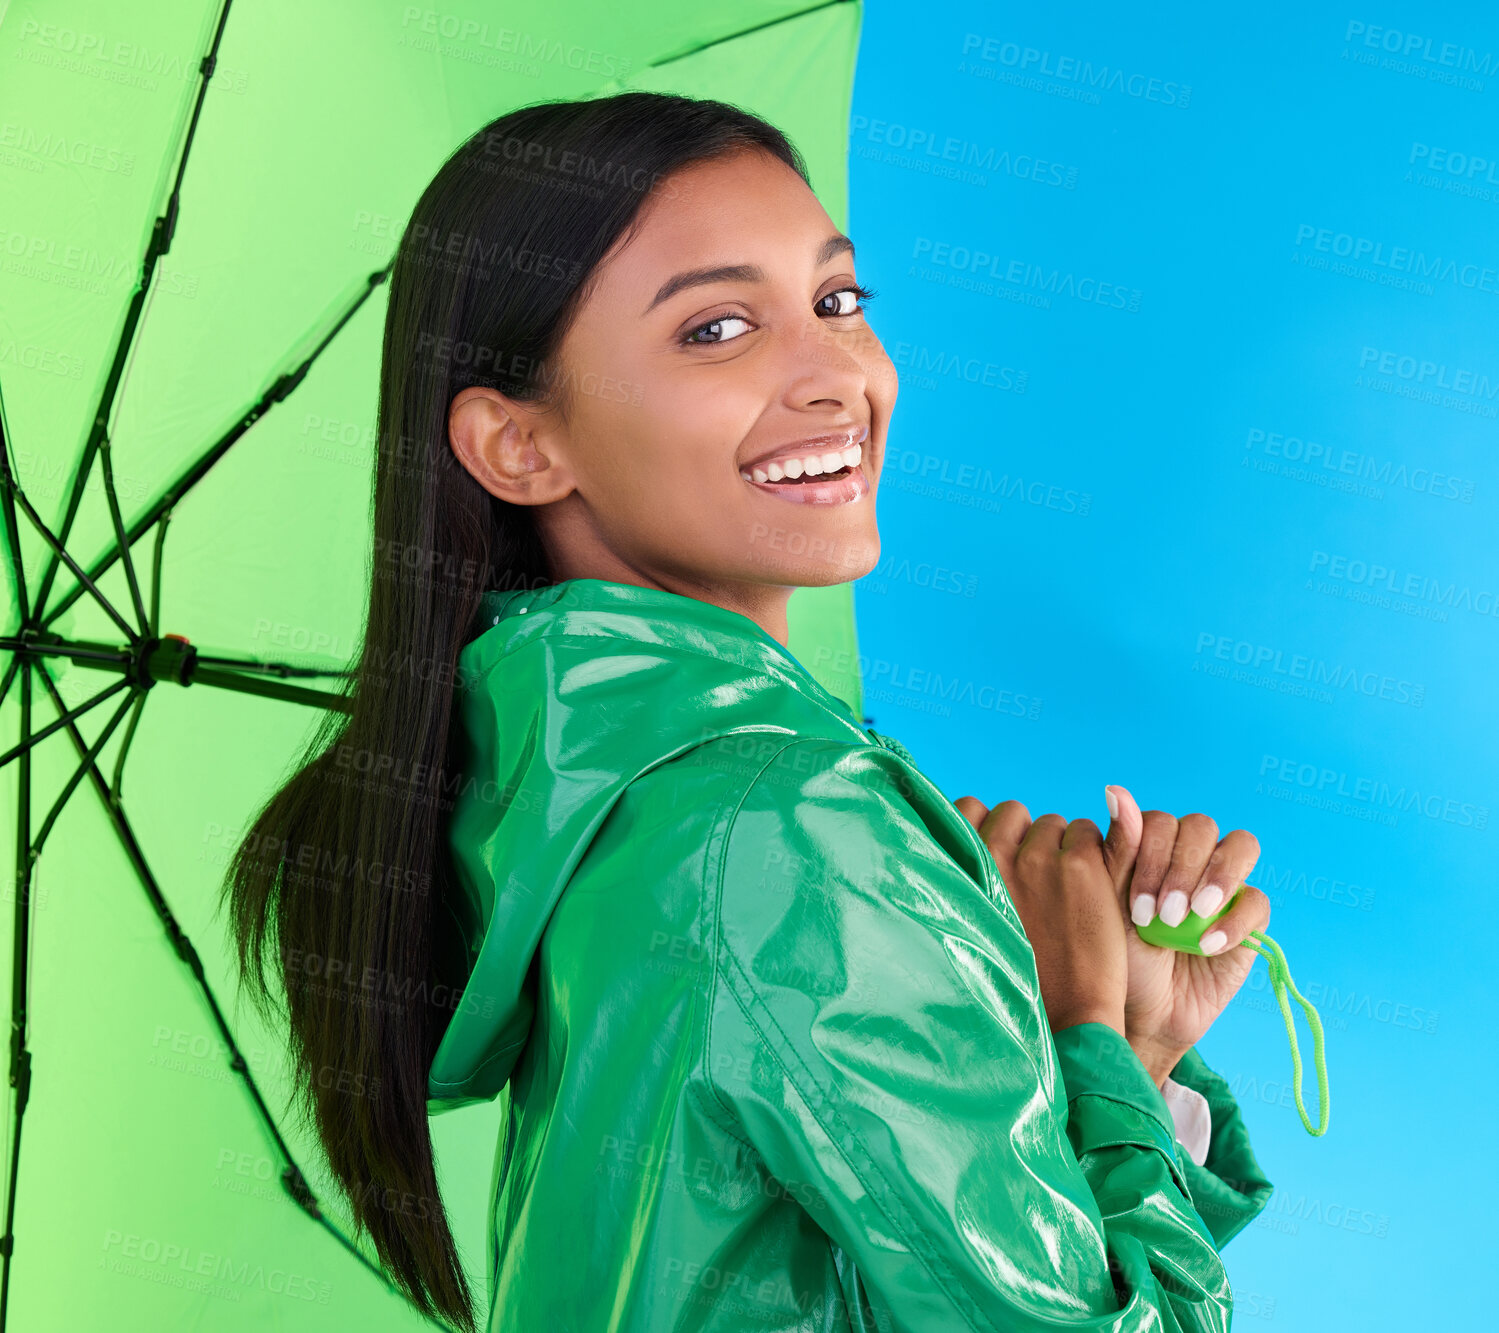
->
[0, 0, 866, 1326]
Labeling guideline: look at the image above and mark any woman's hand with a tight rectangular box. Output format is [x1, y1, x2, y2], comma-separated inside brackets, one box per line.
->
[952, 796, 1136, 1038]
[1103, 784, 1272, 1085]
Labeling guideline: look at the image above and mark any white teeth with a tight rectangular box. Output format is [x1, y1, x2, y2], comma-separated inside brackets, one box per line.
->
[740, 441, 863, 485]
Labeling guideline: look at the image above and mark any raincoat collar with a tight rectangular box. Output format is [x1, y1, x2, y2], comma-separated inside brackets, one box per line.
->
[471, 576, 865, 727]
[428, 576, 872, 1109]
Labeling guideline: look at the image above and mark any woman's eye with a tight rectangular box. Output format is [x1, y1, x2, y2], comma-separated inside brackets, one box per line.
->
[682, 314, 752, 346]
[818, 284, 876, 317]
[680, 284, 876, 346]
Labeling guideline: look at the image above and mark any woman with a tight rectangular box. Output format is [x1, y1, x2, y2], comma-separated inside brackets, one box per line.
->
[222, 91, 1274, 1332]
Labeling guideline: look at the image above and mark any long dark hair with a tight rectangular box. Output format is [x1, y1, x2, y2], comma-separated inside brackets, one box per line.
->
[219, 92, 810, 1331]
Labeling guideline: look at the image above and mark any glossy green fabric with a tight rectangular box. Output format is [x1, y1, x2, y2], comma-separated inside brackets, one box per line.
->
[428, 577, 1274, 1331]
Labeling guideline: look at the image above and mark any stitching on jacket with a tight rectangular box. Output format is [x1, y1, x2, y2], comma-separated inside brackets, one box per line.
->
[429, 1035, 528, 1094]
[865, 731, 1019, 933]
[701, 735, 811, 1156]
[1067, 1093, 1192, 1200]
[707, 736, 995, 1333]
[716, 940, 992, 1333]
[1070, 1124, 1192, 1202]
[1067, 1086, 1177, 1152]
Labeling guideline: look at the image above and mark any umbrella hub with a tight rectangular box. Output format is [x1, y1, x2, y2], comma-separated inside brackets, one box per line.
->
[129, 633, 198, 690]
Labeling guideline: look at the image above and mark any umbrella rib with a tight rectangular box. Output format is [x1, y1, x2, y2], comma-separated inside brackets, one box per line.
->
[637, 0, 853, 70]
[6, 485, 140, 644]
[18, 663, 444, 1323]
[97, 439, 149, 634]
[26, 677, 138, 857]
[40, 266, 392, 634]
[0, 665, 34, 1332]
[31, 0, 238, 626]
[0, 395, 33, 715]
[148, 501, 169, 635]
[0, 658, 17, 716]
[109, 687, 151, 803]
[0, 395, 30, 629]
[6, 498, 138, 642]
[0, 675, 134, 772]
[102, 513, 172, 798]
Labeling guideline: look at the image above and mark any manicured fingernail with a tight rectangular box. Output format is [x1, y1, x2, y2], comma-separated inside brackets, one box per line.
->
[1201, 930, 1228, 955]
[1131, 894, 1156, 926]
[1160, 890, 1189, 927]
[1105, 786, 1119, 821]
[1192, 886, 1223, 917]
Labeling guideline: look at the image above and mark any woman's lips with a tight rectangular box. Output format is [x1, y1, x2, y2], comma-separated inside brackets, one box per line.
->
[743, 462, 871, 505]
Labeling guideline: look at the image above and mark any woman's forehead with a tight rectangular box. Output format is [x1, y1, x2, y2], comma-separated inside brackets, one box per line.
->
[591, 158, 839, 313]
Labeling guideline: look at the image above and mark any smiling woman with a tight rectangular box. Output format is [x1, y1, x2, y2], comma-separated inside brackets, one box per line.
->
[445, 144, 896, 641]
[220, 90, 1272, 1333]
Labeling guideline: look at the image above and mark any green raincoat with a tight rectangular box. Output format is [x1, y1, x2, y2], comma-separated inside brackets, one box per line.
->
[427, 577, 1274, 1331]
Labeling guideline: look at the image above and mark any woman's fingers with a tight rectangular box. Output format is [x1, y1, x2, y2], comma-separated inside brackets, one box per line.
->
[1199, 881, 1272, 957]
[1128, 809, 1178, 927]
[1012, 811, 1065, 886]
[1018, 811, 1067, 857]
[1151, 812, 1219, 928]
[986, 804, 1130, 1030]
[961, 792, 1263, 957]
[961, 798, 1032, 884]
[1189, 827, 1261, 919]
[1101, 785, 1143, 901]
[952, 796, 987, 831]
[1060, 816, 1103, 856]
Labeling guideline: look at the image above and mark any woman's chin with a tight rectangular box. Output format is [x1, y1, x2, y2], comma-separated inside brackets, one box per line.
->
[752, 539, 880, 589]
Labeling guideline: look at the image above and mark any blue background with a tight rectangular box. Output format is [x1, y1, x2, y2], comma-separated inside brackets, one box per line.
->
[845, 6, 1494, 1326]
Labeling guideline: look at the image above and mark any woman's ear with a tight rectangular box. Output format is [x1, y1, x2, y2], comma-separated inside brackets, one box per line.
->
[447, 386, 574, 505]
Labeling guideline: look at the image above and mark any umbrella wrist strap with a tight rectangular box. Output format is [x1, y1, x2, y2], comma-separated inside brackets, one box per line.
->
[1242, 930, 1330, 1136]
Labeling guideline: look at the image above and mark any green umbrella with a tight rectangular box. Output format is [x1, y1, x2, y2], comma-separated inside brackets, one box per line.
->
[0, 1, 866, 1326]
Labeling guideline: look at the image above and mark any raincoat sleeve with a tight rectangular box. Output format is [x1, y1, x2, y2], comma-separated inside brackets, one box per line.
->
[867, 723, 1273, 1250]
[1162, 1047, 1275, 1249]
[704, 736, 1265, 1332]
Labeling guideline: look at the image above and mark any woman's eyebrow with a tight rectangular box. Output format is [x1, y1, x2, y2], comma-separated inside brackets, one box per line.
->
[642, 234, 856, 315]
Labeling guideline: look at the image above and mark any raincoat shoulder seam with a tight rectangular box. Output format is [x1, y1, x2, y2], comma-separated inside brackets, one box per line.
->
[714, 939, 991, 1333]
[701, 734, 814, 1150]
[707, 734, 994, 1333]
[427, 1037, 527, 1095]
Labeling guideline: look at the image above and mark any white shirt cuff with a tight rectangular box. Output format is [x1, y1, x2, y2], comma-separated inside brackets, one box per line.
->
[1160, 1075, 1212, 1166]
